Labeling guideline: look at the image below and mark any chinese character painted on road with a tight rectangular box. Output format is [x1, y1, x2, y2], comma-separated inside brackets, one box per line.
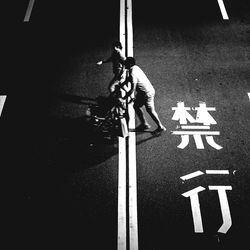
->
[171, 101, 222, 150]
[181, 170, 232, 234]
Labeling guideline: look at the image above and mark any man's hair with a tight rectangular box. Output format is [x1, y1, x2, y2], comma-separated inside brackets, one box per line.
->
[125, 57, 136, 68]
[113, 41, 122, 49]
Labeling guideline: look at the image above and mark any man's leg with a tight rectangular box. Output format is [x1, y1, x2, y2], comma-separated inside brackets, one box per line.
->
[134, 97, 150, 129]
[145, 95, 166, 131]
[146, 106, 164, 128]
[134, 106, 148, 125]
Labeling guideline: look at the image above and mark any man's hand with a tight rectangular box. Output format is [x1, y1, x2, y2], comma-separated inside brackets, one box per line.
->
[97, 61, 103, 65]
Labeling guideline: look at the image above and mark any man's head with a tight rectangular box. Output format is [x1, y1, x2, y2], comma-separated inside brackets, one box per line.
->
[113, 41, 123, 50]
[124, 57, 136, 69]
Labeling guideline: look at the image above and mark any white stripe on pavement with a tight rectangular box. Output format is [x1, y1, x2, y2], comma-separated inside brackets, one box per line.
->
[118, 1, 138, 248]
[248, 93, 250, 100]
[117, 1, 127, 250]
[217, 0, 229, 20]
[182, 186, 206, 233]
[208, 186, 232, 233]
[0, 95, 7, 117]
[127, 0, 139, 249]
[128, 128, 138, 250]
[172, 131, 220, 135]
[181, 125, 210, 130]
[117, 137, 127, 250]
[180, 171, 204, 181]
[206, 170, 229, 174]
[119, 0, 126, 51]
[24, 0, 35, 22]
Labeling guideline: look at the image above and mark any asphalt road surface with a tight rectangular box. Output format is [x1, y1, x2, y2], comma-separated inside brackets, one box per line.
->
[1, 1, 250, 249]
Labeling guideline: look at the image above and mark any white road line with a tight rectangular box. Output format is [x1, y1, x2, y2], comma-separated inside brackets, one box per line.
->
[172, 131, 220, 135]
[127, 1, 139, 249]
[208, 186, 232, 233]
[0, 95, 7, 117]
[126, 0, 134, 58]
[217, 0, 229, 20]
[206, 170, 229, 175]
[181, 125, 210, 130]
[117, 1, 127, 249]
[182, 186, 206, 233]
[117, 137, 127, 250]
[118, 0, 138, 248]
[180, 171, 204, 181]
[248, 93, 250, 100]
[24, 0, 35, 22]
[120, 0, 126, 50]
[128, 128, 138, 250]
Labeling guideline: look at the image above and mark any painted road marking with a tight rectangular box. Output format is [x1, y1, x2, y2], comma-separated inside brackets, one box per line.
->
[181, 170, 229, 181]
[0, 95, 7, 117]
[117, 0, 138, 249]
[119, 0, 126, 54]
[217, 0, 229, 20]
[181, 125, 210, 130]
[118, 0, 138, 249]
[248, 93, 250, 100]
[181, 172, 232, 233]
[172, 131, 220, 135]
[172, 102, 222, 149]
[180, 171, 204, 181]
[24, 0, 35, 22]
[183, 186, 232, 233]
[117, 1, 127, 250]
[117, 137, 127, 250]
[126, 1, 139, 249]
[206, 170, 229, 174]
[209, 186, 232, 233]
[182, 186, 206, 233]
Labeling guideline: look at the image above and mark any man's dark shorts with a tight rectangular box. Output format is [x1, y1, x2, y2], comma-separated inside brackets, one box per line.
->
[134, 91, 155, 110]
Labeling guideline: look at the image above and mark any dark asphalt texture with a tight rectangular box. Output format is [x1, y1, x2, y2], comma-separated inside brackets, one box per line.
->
[1, 1, 250, 249]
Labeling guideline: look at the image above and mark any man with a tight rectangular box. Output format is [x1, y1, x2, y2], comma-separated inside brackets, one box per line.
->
[124, 57, 166, 134]
[97, 41, 126, 93]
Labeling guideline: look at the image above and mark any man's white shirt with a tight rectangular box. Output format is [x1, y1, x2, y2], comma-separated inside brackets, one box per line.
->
[130, 65, 155, 95]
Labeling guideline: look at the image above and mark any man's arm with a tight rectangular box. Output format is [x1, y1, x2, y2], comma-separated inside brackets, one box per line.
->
[117, 49, 126, 63]
[97, 51, 114, 65]
[124, 70, 136, 99]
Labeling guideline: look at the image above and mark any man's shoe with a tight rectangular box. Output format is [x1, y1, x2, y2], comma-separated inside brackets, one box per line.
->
[136, 124, 151, 131]
[152, 126, 166, 135]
